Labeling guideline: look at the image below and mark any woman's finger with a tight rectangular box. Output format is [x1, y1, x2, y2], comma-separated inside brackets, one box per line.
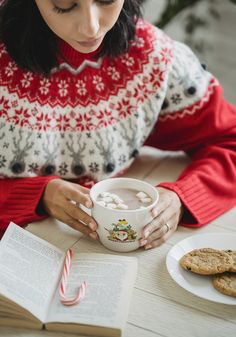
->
[152, 186, 183, 214]
[52, 206, 99, 240]
[61, 183, 92, 208]
[145, 226, 174, 249]
[142, 216, 177, 249]
[65, 200, 97, 231]
[140, 221, 170, 246]
[151, 197, 170, 217]
[142, 208, 177, 239]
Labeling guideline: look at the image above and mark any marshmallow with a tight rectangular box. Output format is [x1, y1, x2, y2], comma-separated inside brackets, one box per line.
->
[107, 203, 117, 209]
[117, 203, 129, 209]
[140, 197, 152, 203]
[113, 197, 124, 204]
[100, 192, 110, 197]
[136, 191, 148, 199]
[97, 201, 106, 207]
[109, 193, 119, 199]
[103, 196, 114, 203]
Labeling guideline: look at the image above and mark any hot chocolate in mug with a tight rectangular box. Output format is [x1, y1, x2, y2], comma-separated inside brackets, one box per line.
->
[90, 178, 159, 252]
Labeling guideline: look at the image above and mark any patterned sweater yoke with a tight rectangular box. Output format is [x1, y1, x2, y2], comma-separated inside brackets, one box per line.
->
[0, 20, 214, 181]
[0, 21, 171, 180]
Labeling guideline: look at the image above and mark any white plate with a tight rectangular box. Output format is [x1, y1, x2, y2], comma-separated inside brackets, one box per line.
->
[166, 233, 236, 305]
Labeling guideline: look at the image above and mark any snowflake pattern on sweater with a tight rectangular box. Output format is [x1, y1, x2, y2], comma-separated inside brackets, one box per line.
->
[0, 20, 215, 181]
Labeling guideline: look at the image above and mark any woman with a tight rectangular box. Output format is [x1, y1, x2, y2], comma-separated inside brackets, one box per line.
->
[0, 0, 236, 249]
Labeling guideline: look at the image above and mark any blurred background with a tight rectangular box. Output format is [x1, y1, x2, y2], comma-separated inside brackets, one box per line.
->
[141, 0, 236, 104]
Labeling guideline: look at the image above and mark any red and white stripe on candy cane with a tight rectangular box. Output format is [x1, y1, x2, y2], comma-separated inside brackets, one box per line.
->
[59, 249, 87, 306]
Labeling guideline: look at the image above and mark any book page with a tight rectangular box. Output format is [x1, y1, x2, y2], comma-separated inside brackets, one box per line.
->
[0, 222, 65, 323]
[46, 253, 137, 329]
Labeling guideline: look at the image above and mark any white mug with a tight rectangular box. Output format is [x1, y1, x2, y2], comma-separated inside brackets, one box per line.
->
[90, 178, 159, 252]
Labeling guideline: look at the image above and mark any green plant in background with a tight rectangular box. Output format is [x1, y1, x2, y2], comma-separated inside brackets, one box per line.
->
[141, 0, 236, 53]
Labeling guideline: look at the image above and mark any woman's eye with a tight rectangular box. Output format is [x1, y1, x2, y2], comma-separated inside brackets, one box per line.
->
[53, 3, 77, 14]
[53, 0, 115, 14]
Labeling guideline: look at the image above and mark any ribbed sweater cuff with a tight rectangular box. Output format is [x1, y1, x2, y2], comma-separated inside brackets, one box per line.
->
[158, 175, 232, 227]
[2, 176, 59, 226]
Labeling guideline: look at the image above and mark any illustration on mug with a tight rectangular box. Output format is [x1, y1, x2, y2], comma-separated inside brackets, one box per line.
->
[105, 219, 137, 242]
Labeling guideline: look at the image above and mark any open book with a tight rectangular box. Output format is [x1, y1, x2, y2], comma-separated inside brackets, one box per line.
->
[0, 222, 137, 337]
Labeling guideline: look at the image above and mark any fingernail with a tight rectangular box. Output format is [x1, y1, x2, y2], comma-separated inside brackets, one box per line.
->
[85, 200, 92, 208]
[89, 232, 98, 240]
[152, 209, 158, 217]
[89, 222, 96, 231]
[140, 239, 147, 246]
[144, 244, 152, 250]
[143, 230, 150, 239]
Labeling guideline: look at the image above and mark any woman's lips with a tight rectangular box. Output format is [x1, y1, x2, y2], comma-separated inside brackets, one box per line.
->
[77, 36, 103, 48]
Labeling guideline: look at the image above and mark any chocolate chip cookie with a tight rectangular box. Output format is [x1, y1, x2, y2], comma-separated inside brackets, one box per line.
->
[212, 273, 236, 298]
[180, 248, 234, 275]
[224, 250, 236, 272]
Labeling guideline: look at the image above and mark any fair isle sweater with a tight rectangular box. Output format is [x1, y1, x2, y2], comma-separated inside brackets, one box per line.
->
[1, 20, 236, 236]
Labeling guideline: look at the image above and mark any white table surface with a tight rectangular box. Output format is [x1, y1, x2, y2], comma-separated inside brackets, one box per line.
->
[1, 146, 236, 337]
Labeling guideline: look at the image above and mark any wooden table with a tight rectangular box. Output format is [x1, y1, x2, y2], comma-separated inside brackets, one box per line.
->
[1, 147, 236, 337]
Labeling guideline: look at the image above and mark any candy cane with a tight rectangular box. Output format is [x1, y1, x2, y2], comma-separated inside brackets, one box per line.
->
[59, 249, 87, 306]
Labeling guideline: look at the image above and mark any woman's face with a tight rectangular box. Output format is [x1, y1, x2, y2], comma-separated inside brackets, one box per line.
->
[35, 0, 124, 53]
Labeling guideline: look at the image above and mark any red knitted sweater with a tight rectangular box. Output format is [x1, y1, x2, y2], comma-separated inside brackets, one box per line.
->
[1, 20, 236, 236]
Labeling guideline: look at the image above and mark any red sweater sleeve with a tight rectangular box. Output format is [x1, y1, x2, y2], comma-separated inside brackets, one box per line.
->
[0, 176, 58, 237]
[145, 85, 236, 227]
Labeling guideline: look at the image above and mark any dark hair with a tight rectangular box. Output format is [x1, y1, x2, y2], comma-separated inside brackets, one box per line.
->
[0, 0, 142, 75]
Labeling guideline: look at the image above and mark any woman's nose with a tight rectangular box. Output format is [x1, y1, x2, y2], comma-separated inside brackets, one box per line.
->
[78, 7, 100, 38]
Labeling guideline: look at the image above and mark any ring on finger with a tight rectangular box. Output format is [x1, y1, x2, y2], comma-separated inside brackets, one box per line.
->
[164, 222, 171, 233]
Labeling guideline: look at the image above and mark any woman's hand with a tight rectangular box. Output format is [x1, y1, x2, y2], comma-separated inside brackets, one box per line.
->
[42, 179, 98, 240]
[140, 187, 184, 249]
